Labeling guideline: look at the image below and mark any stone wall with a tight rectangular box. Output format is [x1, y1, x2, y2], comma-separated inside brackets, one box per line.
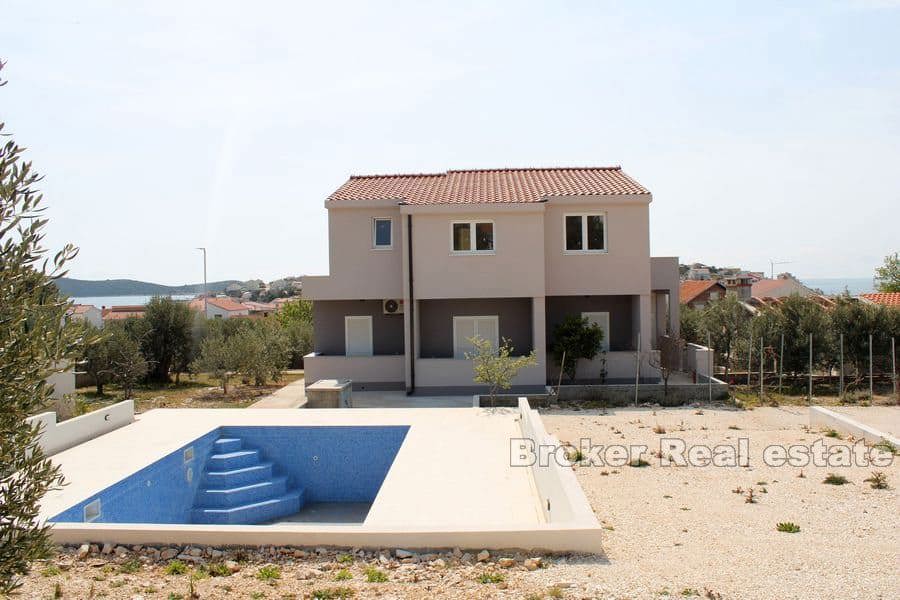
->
[554, 379, 729, 406]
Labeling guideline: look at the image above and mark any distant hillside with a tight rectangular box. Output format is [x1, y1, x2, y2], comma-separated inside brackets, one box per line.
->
[56, 278, 242, 297]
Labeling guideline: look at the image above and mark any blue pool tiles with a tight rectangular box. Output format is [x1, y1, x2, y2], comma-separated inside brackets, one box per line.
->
[51, 425, 409, 524]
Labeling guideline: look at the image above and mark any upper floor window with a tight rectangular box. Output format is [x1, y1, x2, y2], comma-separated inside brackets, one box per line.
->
[564, 213, 606, 253]
[373, 218, 392, 249]
[451, 221, 494, 254]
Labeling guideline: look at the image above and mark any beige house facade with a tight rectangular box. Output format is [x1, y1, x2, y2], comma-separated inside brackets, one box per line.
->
[303, 167, 679, 394]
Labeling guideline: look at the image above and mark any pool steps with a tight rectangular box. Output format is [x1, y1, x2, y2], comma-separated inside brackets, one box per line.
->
[191, 437, 304, 524]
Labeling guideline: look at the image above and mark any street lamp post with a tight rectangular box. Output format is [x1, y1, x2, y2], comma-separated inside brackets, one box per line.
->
[196, 247, 207, 317]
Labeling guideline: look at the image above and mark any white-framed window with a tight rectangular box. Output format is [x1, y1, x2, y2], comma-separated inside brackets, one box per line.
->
[564, 213, 607, 253]
[581, 311, 610, 352]
[452, 315, 499, 359]
[451, 220, 494, 254]
[373, 218, 393, 249]
[344, 315, 373, 356]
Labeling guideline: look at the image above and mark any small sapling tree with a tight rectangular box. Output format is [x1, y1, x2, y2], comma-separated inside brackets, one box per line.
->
[466, 337, 538, 408]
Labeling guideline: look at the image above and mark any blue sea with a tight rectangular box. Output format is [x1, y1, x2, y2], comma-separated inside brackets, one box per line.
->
[71, 294, 195, 308]
[799, 278, 876, 296]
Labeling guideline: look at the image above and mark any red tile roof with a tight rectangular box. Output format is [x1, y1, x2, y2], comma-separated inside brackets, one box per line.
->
[190, 297, 249, 312]
[243, 301, 278, 311]
[750, 277, 814, 298]
[328, 167, 649, 205]
[679, 280, 725, 304]
[68, 304, 96, 315]
[102, 305, 146, 320]
[860, 292, 900, 306]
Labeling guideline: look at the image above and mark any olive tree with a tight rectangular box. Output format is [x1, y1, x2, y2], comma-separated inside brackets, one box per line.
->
[0, 114, 86, 591]
[875, 252, 900, 293]
[699, 294, 751, 383]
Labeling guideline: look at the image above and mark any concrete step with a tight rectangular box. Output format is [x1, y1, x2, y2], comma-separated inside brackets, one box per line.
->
[191, 489, 304, 525]
[204, 463, 273, 488]
[213, 438, 243, 453]
[197, 477, 289, 508]
[207, 449, 260, 471]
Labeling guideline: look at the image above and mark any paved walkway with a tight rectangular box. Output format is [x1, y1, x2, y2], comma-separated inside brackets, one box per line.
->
[250, 376, 306, 408]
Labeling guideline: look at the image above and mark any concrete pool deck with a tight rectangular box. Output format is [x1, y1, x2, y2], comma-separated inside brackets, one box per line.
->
[42, 406, 603, 552]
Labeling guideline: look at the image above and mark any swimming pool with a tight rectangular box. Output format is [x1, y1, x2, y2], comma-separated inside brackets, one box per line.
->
[42, 406, 604, 553]
[51, 425, 409, 526]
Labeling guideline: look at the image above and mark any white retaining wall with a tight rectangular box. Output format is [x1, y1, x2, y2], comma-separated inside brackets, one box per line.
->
[516, 398, 599, 526]
[684, 343, 713, 380]
[27, 400, 135, 456]
[809, 406, 900, 447]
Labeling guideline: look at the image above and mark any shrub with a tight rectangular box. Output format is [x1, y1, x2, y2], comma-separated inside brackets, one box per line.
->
[165, 560, 189, 575]
[310, 587, 355, 600]
[364, 566, 388, 583]
[823, 428, 841, 439]
[206, 562, 231, 577]
[256, 565, 281, 581]
[873, 438, 897, 455]
[823, 473, 849, 485]
[629, 457, 651, 468]
[41, 565, 61, 577]
[864, 471, 889, 489]
[776, 522, 801, 533]
[337, 553, 354, 564]
[550, 315, 604, 382]
[477, 572, 505, 584]
[334, 568, 352, 581]
[118, 558, 142, 574]
[565, 447, 585, 462]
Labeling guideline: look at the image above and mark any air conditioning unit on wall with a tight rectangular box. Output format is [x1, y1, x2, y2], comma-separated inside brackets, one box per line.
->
[382, 299, 404, 315]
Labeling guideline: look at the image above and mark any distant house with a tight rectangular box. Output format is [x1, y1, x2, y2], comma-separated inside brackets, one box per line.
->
[746, 294, 835, 310]
[189, 296, 250, 319]
[750, 274, 815, 298]
[723, 272, 754, 300]
[272, 297, 296, 309]
[859, 292, 900, 307]
[66, 304, 102, 328]
[680, 280, 727, 309]
[242, 300, 279, 318]
[686, 265, 711, 280]
[102, 305, 146, 321]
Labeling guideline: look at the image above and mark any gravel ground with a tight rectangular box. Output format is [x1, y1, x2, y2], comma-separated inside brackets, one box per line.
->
[16, 406, 900, 599]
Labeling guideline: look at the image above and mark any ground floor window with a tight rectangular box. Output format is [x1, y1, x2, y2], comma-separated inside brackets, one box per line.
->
[452, 315, 499, 358]
[581, 311, 610, 352]
[345, 315, 373, 356]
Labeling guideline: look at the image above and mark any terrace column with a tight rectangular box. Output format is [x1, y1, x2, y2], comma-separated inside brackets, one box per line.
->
[639, 293, 653, 375]
[532, 296, 547, 380]
[402, 213, 413, 393]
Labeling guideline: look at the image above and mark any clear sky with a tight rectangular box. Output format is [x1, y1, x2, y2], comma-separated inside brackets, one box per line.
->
[2, 1, 898, 285]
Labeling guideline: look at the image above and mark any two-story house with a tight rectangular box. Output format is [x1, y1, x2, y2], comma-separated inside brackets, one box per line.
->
[302, 167, 680, 394]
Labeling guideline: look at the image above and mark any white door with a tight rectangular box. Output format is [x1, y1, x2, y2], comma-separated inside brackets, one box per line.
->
[582, 312, 610, 352]
[453, 316, 499, 359]
[344, 316, 373, 356]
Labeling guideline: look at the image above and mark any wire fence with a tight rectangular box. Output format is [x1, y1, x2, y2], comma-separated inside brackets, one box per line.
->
[718, 333, 898, 402]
